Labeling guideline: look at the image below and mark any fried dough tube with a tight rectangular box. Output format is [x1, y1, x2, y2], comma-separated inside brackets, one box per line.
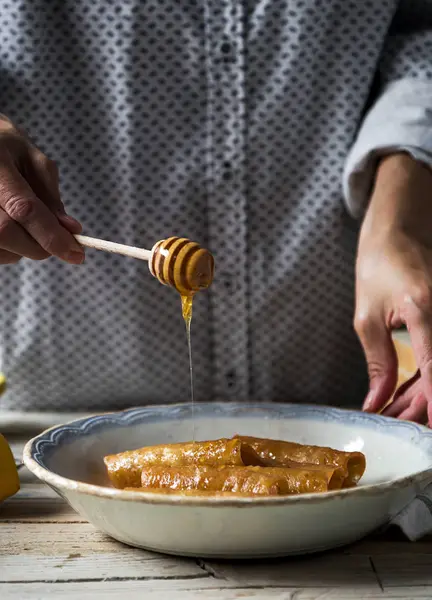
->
[235, 436, 366, 487]
[138, 464, 344, 495]
[104, 438, 248, 489]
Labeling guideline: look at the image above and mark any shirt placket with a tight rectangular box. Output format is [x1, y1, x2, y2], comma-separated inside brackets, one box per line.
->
[204, 0, 249, 401]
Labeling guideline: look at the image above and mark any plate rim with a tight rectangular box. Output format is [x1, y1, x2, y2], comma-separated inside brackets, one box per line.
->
[23, 402, 432, 507]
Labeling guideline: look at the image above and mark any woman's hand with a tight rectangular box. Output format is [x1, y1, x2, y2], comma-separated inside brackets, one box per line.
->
[355, 152, 432, 424]
[0, 114, 84, 264]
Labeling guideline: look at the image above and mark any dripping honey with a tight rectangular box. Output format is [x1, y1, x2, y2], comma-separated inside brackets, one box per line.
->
[149, 237, 214, 440]
[181, 294, 195, 439]
[181, 294, 194, 324]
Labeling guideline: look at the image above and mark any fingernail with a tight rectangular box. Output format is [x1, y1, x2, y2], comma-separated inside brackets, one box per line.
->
[363, 391, 375, 412]
[67, 251, 85, 265]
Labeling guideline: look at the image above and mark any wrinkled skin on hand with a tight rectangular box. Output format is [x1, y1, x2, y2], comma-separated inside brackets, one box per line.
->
[0, 114, 83, 265]
[355, 153, 432, 425]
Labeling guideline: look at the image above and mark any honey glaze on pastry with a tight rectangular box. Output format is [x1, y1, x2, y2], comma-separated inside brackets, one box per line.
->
[105, 435, 365, 496]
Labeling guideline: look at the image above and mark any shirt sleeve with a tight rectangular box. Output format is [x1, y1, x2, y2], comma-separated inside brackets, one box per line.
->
[343, 0, 432, 219]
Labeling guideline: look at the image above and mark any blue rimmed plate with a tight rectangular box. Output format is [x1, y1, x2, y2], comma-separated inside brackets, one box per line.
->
[24, 402, 432, 558]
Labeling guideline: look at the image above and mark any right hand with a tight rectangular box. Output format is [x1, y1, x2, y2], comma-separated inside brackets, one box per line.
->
[0, 115, 84, 265]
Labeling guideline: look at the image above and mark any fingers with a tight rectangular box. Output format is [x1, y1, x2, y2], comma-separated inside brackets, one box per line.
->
[0, 207, 49, 260]
[383, 373, 428, 423]
[428, 402, 432, 428]
[383, 371, 420, 417]
[0, 120, 83, 264]
[57, 213, 83, 234]
[402, 291, 432, 402]
[28, 150, 83, 234]
[399, 394, 428, 423]
[354, 312, 398, 413]
[0, 161, 84, 264]
[26, 151, 65, 213]
[0, 249, 21, 264]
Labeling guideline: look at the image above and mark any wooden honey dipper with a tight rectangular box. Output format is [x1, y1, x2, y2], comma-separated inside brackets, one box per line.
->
[75, 235, 215, 294]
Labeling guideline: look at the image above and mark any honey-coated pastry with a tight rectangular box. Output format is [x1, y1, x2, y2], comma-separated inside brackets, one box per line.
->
[139, 464, 345, 495]
[104, 438, 253, 489]
[235, 435, 366, 487]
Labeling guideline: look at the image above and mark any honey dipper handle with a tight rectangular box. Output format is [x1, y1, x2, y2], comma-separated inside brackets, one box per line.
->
[75, 235, 152, 262]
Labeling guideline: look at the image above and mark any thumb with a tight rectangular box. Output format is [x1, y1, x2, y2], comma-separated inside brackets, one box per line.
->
[354, 313, 398, 412]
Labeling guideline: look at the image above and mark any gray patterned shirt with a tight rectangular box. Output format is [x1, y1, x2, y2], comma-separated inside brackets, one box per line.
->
[1, 0, 432, 415]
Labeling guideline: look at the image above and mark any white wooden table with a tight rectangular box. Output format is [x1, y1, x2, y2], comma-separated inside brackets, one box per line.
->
[2, 438, 432, 600]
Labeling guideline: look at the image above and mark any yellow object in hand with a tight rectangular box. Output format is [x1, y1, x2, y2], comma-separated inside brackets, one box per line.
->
[0, 373, 5, 395]
[0, 375, 19, 501]
[0, 433, 20, 502]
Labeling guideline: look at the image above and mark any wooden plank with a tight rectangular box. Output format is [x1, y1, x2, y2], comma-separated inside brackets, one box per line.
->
[2, 439, 36, 488]
[6, 483, 61, 500]
[0, 523, 206, 583]
[14, 468, 40, 485]
[0, 522, 154, 556]
[8, 438, 28, 455]
[1, 582, 431, 600]
[345, 540, 432, 555]
[1, 484, 82, 522]
[0, 553, 380, 588]
[199, 555, 379, 589]
[4, 438, 39, 484]
[0, 524, 378, 588]
[0, 498, 81, 523]
[0, 554, 207, 583]
[373, 555, 432, 588]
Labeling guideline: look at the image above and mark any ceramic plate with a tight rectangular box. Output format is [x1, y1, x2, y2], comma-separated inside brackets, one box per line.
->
[24, 403, 432, 558]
